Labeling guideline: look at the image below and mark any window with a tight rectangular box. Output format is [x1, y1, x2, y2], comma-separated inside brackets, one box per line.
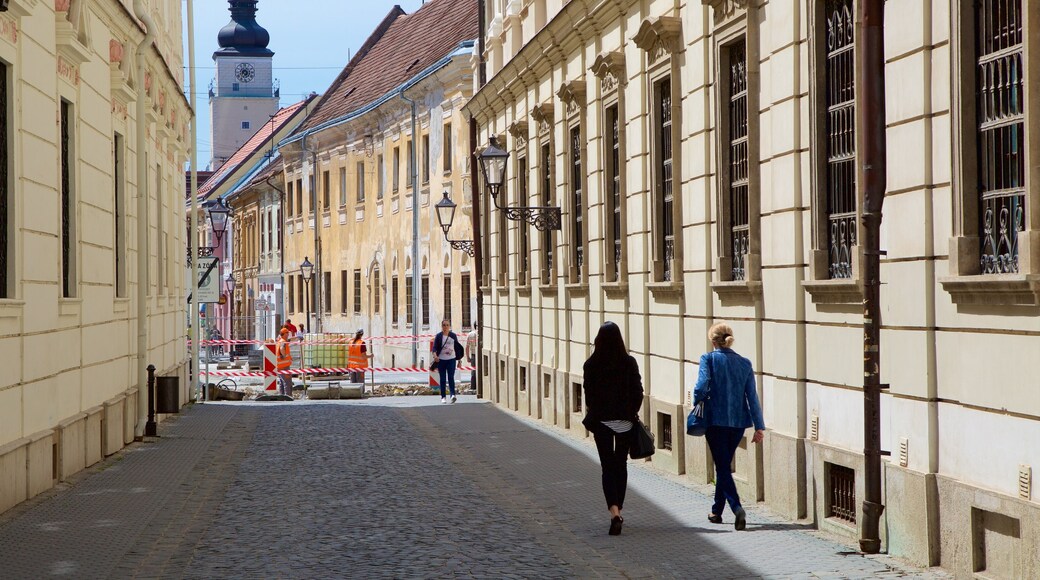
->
[353, 269, 362, 314]
[498, 173, 508, 285]
[407, 141, 414, 188]
[824, 0, 856, 279]
[443, 274, 452, 323]
[517, 156, 529, 285]
[421, 134, 430, 183]
[658, 412, 673, 451]
[323, 271, 331, 314]
[392, 275, 399, 324]
[232, 82, 240, 91]
[322, 170, 330, 212]
[406, 277, 413, 324]
[572, 382, 582, 413]
[540, 143, 554, 283]
[569, 126, 583, 280]
[241, 121, 250, 130]
[340, 270, 348, 313]
[392, 147, 400, 192]
[338, 167, 346, 207]
[60, 100, 75, 298]
[727, 42, 750, 281]
[156, 163, 166, 293]
[421, 274, 430, 326]
[828, 463, 856, 524]
[114, 133, 126, 298]
[605, 105, 622, 282]
[309, 175, 316, 215]
[297, 275, 304, 314]
[373, 269, 380, 312]
[976, 0, 1025, 274]
[288, 273, 295, 313]
[654, 78, 674, 282]
[286, 181, 294, 220]
[356, 161, 365, 203]
[296, 178, 303, 217]
[377, 155, 385, 199]
[443, 123, 452, 172]
[461, 273, 471, 329]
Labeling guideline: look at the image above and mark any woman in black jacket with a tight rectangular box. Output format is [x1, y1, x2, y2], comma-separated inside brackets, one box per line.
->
[582, 322, 644, 536]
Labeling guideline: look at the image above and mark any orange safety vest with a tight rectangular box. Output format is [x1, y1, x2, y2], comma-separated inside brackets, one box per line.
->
[348, 339, 366, 368]
[276, 338, 292, 370]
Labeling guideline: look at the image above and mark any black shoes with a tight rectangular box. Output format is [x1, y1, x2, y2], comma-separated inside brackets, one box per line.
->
[734, 508, 747, 531]
[708, 513, 723, 524]
[609, 516, 623, 536]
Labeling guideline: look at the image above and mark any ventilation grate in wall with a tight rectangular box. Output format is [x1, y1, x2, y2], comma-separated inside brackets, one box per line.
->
[899, 437, 909, 468]
[810, 414, 819, 441]
[1019, 465, 1032, 500]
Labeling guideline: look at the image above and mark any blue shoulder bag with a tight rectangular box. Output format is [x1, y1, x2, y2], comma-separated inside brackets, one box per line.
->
[686, 352, 714, 436]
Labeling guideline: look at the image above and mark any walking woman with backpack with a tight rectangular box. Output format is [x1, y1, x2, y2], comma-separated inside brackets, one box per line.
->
[582, 322, 644, 536]
[691, 323, 766, 531]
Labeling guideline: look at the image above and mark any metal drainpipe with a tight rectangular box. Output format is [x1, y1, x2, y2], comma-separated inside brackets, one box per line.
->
[399, 89, 420, 366]
[132, 0, 154, 436]
[265, 173, 286, 332]
[187, 0, 200, 403]
[301, 131, 320, 333]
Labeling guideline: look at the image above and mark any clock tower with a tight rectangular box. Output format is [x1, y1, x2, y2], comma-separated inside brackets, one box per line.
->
[209, 0, 279, 170]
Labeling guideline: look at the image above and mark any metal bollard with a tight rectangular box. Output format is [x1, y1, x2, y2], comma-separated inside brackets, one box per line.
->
[145, 364, 157, 437]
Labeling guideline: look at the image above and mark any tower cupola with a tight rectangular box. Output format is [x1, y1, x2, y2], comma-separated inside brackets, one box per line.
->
[215, 0, 274, 57]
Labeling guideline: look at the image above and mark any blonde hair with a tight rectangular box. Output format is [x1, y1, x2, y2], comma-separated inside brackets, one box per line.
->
[709, 323, 735, 349]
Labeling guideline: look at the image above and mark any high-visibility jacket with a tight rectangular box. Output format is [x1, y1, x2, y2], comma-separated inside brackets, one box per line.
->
[348, 339, 367, 368]
[276, 338, 292, 370]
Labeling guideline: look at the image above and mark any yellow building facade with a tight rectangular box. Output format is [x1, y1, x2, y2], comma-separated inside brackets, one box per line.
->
[467, 0, 1040, 576]
[0, 0, 190, 515]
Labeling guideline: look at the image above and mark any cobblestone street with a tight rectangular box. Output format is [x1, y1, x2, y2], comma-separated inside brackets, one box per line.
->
[0, 399, 950, 579]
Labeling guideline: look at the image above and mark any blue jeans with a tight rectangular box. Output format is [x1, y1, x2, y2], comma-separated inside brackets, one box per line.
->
[706, 426, 746, 516]
[438, 358, 457, 397]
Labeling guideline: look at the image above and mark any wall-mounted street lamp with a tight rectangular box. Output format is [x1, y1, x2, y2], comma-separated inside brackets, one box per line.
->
[479, 136, 561, 231]
[436, 191, 474, 257]
[300, 256, 314, 334]
[225, 273, 237, 345]
[187, 198, 232, 265]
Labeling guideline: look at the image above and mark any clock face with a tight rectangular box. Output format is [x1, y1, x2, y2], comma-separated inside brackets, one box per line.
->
[235, 63, 255, 83]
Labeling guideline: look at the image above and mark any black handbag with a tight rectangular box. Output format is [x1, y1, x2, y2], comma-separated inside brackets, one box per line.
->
[629, 419, 656, 460]
[687, 353, 714, 436]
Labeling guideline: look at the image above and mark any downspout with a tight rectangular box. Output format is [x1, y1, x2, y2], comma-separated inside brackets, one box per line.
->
[399, 89, 420, 366]
[470, 116, 483, 398]
[133, 0, 154, 436]
[187, 0, 200, 403]
[265, 172, 286, 333]
[301, 130, 320, 333]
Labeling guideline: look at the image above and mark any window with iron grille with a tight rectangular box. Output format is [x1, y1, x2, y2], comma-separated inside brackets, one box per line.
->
[827, 463, 856, 524]
[406, 276, 413, 324]
[322, 171, 330, 211]
[421, 274, 430, 326]
[392, 148, 400, 192]
[114, 133, 125, 298]
[340, 270, 348, 313]
[443, 124, 452, 172]
[296, 178, 303, 216]
[392, 275, 399, 324]
[728, 42, 751, 281]
[517, 156, 529, 284]
[339, 167, 346, 207]
[422, 134, 430, 184]
[353, 269, 362, 314]
[323, 271, 331, 313]
[461, 273, 472, 329]
[60, 100, 74, 298]
[655, 78, 674, 282]
[976, 0, 1025, 274]
[541, 143, 554, 281]
[0, 64, 6, 298]
[443, 274, 451, 323]
[356, 161, 365, 203]
[825, 0, 856, 280]
[658, 412, 672, 451]
[605, 105, 622, 282]
[572, 382, 582, 413]
[570, 126, 583, 279]
[156, 163, 164, 293]
[519, 366, 527, 391]
[373, 269, 380, 313]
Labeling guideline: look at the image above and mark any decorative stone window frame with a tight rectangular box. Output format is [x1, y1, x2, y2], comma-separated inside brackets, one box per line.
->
[941, 0, 1040, 306]
[634, 16, 684, 295]
[508, 119, 533, 293]
[55, 0, 91, 66]
[591, 51, 629, 296]
[532, 102, 558, 292]
[705, 1, 763, 304]
[802, 0, 866, 305]
[558, 80, 589, 291]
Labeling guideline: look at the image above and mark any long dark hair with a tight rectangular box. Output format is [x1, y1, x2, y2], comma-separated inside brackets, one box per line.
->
[590, 321, 627, 364]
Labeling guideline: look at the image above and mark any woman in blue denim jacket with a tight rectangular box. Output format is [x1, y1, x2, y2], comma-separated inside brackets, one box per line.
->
[693, 323, 766, 530]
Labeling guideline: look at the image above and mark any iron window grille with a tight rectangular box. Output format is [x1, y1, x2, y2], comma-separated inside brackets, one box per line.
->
[828, 463, 856, 524]
[353, 269, 362, 314]
[606, 105, 622, 282]
[461, 273, 472, 329]
[392, 275, 399, 324]
[518, 156, 529, 284]
[323, 271, 331, 313]
[657, 79, 674, 281]
[60, 101, 72, 298]
[340, 270, 348, 313]
[520, 366, 527, 391]
[728, 42, 751, 282]
[976, 0, 1025, 274]
[443, 274, 452, 323]
[570, 126, 584, 275]
[659, 412, 673, 451]
[113, 133, 125, 298]
[406, 277, 413, 324]
[421, 275, 430, 326]
[541, 143, 554, 280]
[0, 64, 8, 297]
[373, 269, 380, 313]
[825, 0, 857, 280]
[572, 383, 582, 413]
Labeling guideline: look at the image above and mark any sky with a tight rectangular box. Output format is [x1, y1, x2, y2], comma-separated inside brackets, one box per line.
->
[182, 0, 427, 166]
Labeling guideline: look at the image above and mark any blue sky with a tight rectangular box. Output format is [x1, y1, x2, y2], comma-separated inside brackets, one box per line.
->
[182, 0, 426, 165]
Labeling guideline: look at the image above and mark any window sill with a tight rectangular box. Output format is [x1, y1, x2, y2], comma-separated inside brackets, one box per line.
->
[538, 280, 558, 296]
[59, 298, 83, 317]
[601, 280, 629, 297]
[496, 285, 510, 295]
[0, 299, 25, 318]
[711, 280, 763, 305]
[801, 278, 864, 305]
[564, 282, 589, 296]
[939, 274, 1040, 307]
[647, 281, 684, 299]
[516, 285, 532, 297]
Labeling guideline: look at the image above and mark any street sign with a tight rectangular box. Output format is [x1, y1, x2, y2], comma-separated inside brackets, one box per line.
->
[196, 257, 220, 303]
[254, 299, 268, 310]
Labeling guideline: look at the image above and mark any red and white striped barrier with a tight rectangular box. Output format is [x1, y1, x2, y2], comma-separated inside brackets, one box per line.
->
[189, 333, 440, 347]
[201, 365, 476, 378]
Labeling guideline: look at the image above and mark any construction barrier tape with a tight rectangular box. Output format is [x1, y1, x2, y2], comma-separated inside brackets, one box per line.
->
[201, 366, 476, 378]
[188, 333, 453, 346]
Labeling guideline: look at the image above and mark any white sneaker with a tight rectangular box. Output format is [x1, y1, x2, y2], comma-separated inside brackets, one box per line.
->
[441, 397, 447, 404]
[450, 395, 457, 404]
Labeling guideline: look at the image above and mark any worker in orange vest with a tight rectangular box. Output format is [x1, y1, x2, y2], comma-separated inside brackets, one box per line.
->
[276, 327, 293, 398]
[347, 328, 372, 384]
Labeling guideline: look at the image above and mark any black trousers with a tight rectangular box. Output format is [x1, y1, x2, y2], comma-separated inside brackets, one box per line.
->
[593, 429, 631, 510]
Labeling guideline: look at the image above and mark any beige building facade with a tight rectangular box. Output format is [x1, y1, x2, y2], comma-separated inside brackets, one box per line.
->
[467, 0, 1040, 576]
[279, 0, 479, 368]
[0, 0, 191, 515]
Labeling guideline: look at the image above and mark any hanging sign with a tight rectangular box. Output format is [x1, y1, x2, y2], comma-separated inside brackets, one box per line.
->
[196, 257, 221, 303]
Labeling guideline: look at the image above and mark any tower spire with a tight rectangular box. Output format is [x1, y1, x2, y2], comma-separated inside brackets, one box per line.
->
[215, 0, 273, 57]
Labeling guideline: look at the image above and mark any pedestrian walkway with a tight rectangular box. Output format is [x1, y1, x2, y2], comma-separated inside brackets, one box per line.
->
[0, 398, 950, 579]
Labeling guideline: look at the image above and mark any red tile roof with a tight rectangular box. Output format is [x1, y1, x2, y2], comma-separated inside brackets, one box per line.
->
[198, 97, 313, 201]
[295, 0, 478, 134]
[185, 170, 214, 199]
